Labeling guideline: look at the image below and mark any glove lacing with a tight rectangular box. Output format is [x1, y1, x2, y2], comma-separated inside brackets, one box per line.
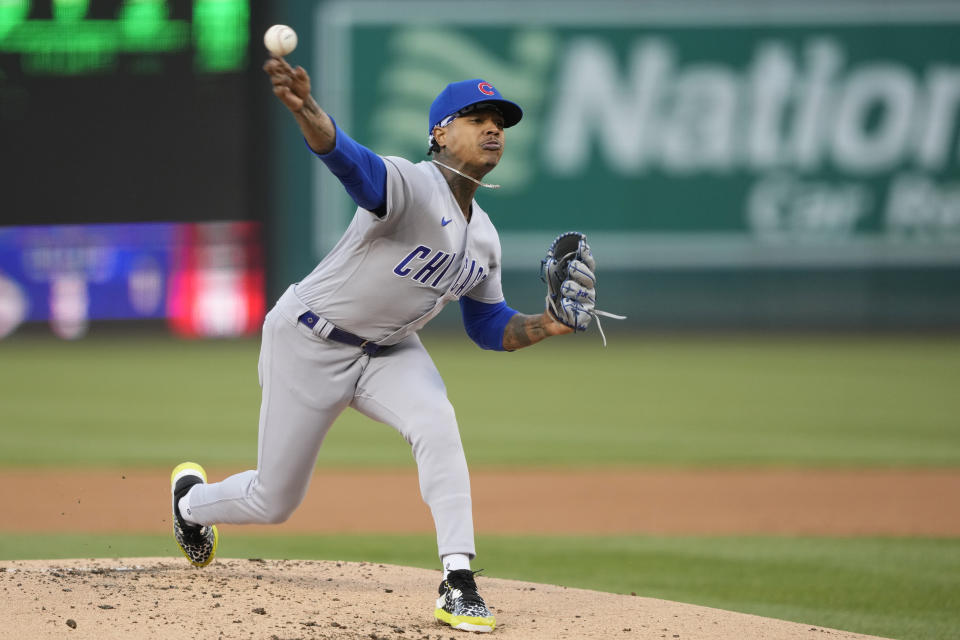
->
[546, 297, 626, 347]
[591, 308, 627, 347]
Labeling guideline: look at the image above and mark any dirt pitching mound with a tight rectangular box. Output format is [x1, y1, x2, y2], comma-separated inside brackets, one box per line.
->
[2, 557, 890, 640]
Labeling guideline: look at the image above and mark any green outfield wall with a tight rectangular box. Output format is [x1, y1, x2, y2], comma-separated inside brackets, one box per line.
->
[267, 0, 960, 329]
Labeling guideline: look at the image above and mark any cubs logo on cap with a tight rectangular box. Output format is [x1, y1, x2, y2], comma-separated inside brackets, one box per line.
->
[428, 78, 523, 133]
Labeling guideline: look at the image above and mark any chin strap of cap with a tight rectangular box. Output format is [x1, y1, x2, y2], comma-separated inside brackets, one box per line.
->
[431, 160, 501, 189]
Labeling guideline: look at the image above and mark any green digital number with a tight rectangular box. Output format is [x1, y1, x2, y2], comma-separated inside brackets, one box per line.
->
[0, 0, 249, 74]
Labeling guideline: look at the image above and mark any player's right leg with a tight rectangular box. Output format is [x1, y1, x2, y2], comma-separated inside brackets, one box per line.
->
[352, 334, 495, 632]
[172, 304, 364, 558]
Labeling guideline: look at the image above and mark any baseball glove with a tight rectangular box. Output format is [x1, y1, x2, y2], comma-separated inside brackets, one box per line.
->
[540, 232, 625, 345]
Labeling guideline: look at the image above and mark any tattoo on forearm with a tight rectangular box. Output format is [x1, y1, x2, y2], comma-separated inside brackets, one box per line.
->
[296, 98, 336, 151]
[503, 313, 547, 350]
[300, 97, 320, 117]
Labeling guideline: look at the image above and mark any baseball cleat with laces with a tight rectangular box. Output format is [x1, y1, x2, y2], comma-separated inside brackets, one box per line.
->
[170, 462, 219, 567]
[435, 569, 496, 633]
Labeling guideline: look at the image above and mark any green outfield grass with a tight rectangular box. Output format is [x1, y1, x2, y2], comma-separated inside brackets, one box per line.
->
[2, 333, 958, 639]
[0, 532, 956, 640]
[1, 332, 958, 468]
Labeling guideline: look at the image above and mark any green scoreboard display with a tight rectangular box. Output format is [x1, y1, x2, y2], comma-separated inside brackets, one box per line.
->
[0, 0, 256, 225]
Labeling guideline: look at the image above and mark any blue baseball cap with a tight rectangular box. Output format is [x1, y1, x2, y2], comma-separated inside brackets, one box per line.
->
[428, 79, 523, 134]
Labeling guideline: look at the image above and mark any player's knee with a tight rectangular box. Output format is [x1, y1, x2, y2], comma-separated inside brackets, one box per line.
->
[409, 405, 462, 452]
[259, 500, 297, 524]
[250, 480, 302, 524]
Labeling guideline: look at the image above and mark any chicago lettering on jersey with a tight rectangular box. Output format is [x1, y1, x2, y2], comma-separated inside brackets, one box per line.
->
[449, 256, 486, 297]
[392, 245, 488, 294]
[393, 245, 456, 287]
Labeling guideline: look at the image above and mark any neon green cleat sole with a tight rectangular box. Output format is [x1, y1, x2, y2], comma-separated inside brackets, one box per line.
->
[171, 462, 219, 567]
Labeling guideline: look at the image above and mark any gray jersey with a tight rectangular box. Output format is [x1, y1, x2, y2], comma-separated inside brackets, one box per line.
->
[295, 157, 505, 345]
[181, 156, 501, 564]
[177, 74, 526, 601]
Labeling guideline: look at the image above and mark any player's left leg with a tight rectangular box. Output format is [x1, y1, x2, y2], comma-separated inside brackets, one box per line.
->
[351, 334, 495, 633]
[172, 306, 362, 551]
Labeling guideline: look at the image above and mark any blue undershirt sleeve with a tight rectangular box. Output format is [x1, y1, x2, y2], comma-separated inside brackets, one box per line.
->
[305, 117, 387, 216]
[460, 297, 520, 352]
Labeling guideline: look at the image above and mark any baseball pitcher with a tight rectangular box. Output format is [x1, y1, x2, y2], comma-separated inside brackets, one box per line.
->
[169, 55, 617, 634]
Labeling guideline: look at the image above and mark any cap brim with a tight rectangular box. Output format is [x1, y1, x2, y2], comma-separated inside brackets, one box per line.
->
[490, 100, 523, 127]
[461, 99, 522, 128]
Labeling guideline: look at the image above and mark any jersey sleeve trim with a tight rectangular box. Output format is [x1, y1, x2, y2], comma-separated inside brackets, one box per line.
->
[459, 297, 518, 352]
[306, 117, 387, 216]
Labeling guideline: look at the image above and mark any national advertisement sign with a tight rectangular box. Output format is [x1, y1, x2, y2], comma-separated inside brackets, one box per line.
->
[311, 1, 960, 269]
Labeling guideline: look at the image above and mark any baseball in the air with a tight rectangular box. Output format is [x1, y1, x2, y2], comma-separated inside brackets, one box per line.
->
[264, 24, 298, 57]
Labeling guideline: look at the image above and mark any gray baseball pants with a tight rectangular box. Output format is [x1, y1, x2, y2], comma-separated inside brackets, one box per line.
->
[182, 285, 476, 558]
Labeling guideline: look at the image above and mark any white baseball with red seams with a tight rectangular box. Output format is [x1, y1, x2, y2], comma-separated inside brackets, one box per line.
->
[264, 24, 297, 56]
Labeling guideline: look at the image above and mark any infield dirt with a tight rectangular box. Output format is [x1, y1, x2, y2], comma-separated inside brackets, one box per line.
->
[4, 467, 955, 639]
[2, 557, 894, 640]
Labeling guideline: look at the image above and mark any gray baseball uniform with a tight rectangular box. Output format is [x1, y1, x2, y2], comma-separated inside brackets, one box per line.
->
[180, 157, 504, 558]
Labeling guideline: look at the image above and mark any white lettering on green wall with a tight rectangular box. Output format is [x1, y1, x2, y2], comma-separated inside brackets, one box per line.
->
[545, 37, 960, 175]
